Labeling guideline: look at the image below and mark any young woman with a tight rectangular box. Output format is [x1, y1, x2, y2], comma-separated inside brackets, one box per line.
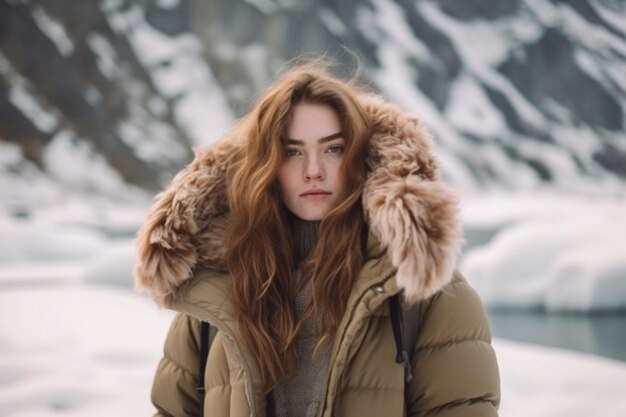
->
[134, 63, 500, 417]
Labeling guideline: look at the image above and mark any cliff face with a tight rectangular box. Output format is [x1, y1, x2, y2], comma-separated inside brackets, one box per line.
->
[0, 0, 196, 193]
[188, 0, 625, 191]
[1, 0, 625, 196]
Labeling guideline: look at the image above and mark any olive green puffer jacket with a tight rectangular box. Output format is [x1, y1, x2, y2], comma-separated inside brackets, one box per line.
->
[149, 255, 500, 417]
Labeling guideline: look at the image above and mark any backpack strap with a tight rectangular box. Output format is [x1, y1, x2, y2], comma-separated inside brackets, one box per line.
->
[389, 293, 422, 406]
[402, 298, 421, 365]
[196, 321, 211, 414]
[389, 293, 412, 383]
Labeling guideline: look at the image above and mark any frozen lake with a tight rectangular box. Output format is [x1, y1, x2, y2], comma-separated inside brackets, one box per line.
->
[489, 310, 626, 362]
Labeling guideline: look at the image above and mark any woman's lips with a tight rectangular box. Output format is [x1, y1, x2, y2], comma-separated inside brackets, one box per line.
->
[300, 190, 331, 199]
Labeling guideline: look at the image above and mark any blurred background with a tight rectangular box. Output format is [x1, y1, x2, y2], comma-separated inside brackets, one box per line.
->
[0, 0, 625, 416]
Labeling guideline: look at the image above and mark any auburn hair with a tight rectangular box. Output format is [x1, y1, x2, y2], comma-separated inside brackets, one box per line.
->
[225, 63, 372, 391]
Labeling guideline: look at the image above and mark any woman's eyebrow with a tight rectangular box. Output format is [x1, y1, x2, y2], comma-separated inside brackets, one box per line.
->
[319, 132, 343, 143]
[285, 132, 343, 145]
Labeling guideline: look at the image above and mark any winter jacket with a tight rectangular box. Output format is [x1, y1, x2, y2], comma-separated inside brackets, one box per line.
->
[134, 94, 501, 417]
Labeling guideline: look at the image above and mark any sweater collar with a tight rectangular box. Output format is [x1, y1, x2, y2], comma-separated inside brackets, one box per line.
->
[290, 215, 320, 266]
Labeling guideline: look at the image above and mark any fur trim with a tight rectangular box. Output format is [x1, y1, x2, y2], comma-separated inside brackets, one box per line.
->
[134, 95, 463, 307]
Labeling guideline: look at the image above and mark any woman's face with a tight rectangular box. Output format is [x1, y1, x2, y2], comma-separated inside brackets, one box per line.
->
[277, 102, 346, 221]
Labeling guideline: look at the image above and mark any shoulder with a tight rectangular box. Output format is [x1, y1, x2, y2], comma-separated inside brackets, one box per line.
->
[408, 271, 501, 415]
[169, 267, 233, 316]
[418, 270, 492, 347]
[162, 313, 203, 368]
[152, 313, 204, 415]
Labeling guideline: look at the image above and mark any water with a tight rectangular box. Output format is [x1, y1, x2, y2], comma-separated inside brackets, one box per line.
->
[488, 310, 626, 362]
[462, 227, 626, 363]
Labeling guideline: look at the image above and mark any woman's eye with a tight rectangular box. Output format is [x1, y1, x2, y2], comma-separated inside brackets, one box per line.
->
[285, 149, 300, 157]
[327, 145, 344, 154]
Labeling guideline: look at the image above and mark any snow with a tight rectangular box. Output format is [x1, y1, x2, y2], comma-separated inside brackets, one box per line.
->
[416, 0, 549, 132]
[174, 86, 234, 146]
[0, 286, 174, 417]
[547, 125, 624, 189]
[241, 0, 279, 15]
[83, 86, 103, 105]
[557, 2, 626, 56]
[524, 0, 562, 26]
[116, 117, 186, 164]
[495, 338, 626, 417]
[481, 143, 542, 189]
[8, 84, 58, 133]
[603, 56, 626, 92]
[318, 8, 347, 37]
[156, 0, 181, 9]
[238, 44, 270, 92]
[591, 0, 626, 36]
[357, 0, 601, 193]
[514, 138, 583, 187]
[358, 0, 432, 63]
[356, 0, 484, 191]
[43, 130, 139, 197]
[31, 6, 75, 57]
[360, 0, 625, 194]
[82, 240, 137, 288]
[99, 0, 123, 13]
[86, 33, 119, 80]
[2, 163, 146, 229]
[1, 150, 67, 215]
[0, 221, 106, 264]
[103, 4, 234, 146]
[446, 75, 508, 138]
[0, 262, 85, 286]
[523, 0, 626, 106]
[461, 192, 626, 311]
[1, 51, 58, 134]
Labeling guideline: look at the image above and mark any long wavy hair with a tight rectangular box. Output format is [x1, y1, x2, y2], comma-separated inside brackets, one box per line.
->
[224, 63, 372, 391]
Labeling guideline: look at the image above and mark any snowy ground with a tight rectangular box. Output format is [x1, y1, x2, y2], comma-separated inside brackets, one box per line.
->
[1, 191, 625, 416]
[495, 338, 626, 417]
[0, 286, 174, 417]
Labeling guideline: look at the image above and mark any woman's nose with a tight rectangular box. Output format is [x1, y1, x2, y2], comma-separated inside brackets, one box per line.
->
[304, 156, 325, 181]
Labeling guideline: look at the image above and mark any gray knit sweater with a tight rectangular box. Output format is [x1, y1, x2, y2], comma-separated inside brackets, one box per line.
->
[269, 219, 331, 417]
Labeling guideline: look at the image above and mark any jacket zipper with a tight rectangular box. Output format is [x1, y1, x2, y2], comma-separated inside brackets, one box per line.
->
[323, 275, 396, 416]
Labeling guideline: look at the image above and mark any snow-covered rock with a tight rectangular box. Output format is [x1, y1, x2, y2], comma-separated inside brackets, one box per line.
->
[461, 193, 626, 311]
[1, 0, 625, 194]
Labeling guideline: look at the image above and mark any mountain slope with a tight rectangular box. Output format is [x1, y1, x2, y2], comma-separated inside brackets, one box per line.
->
[0, 0, 624, 199]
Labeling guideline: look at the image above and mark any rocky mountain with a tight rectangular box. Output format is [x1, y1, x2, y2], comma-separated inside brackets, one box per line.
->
[1, 0, 625, 201]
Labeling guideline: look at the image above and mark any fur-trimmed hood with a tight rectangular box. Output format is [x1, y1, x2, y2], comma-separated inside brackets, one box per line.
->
[134, 94, 463, 307]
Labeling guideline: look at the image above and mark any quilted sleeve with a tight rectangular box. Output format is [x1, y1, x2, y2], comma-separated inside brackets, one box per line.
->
[151, 313, 208, 417]
[407, 272, 501, 417]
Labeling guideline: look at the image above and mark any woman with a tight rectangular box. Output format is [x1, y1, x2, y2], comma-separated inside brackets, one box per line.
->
[134, 63, 500, 417]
